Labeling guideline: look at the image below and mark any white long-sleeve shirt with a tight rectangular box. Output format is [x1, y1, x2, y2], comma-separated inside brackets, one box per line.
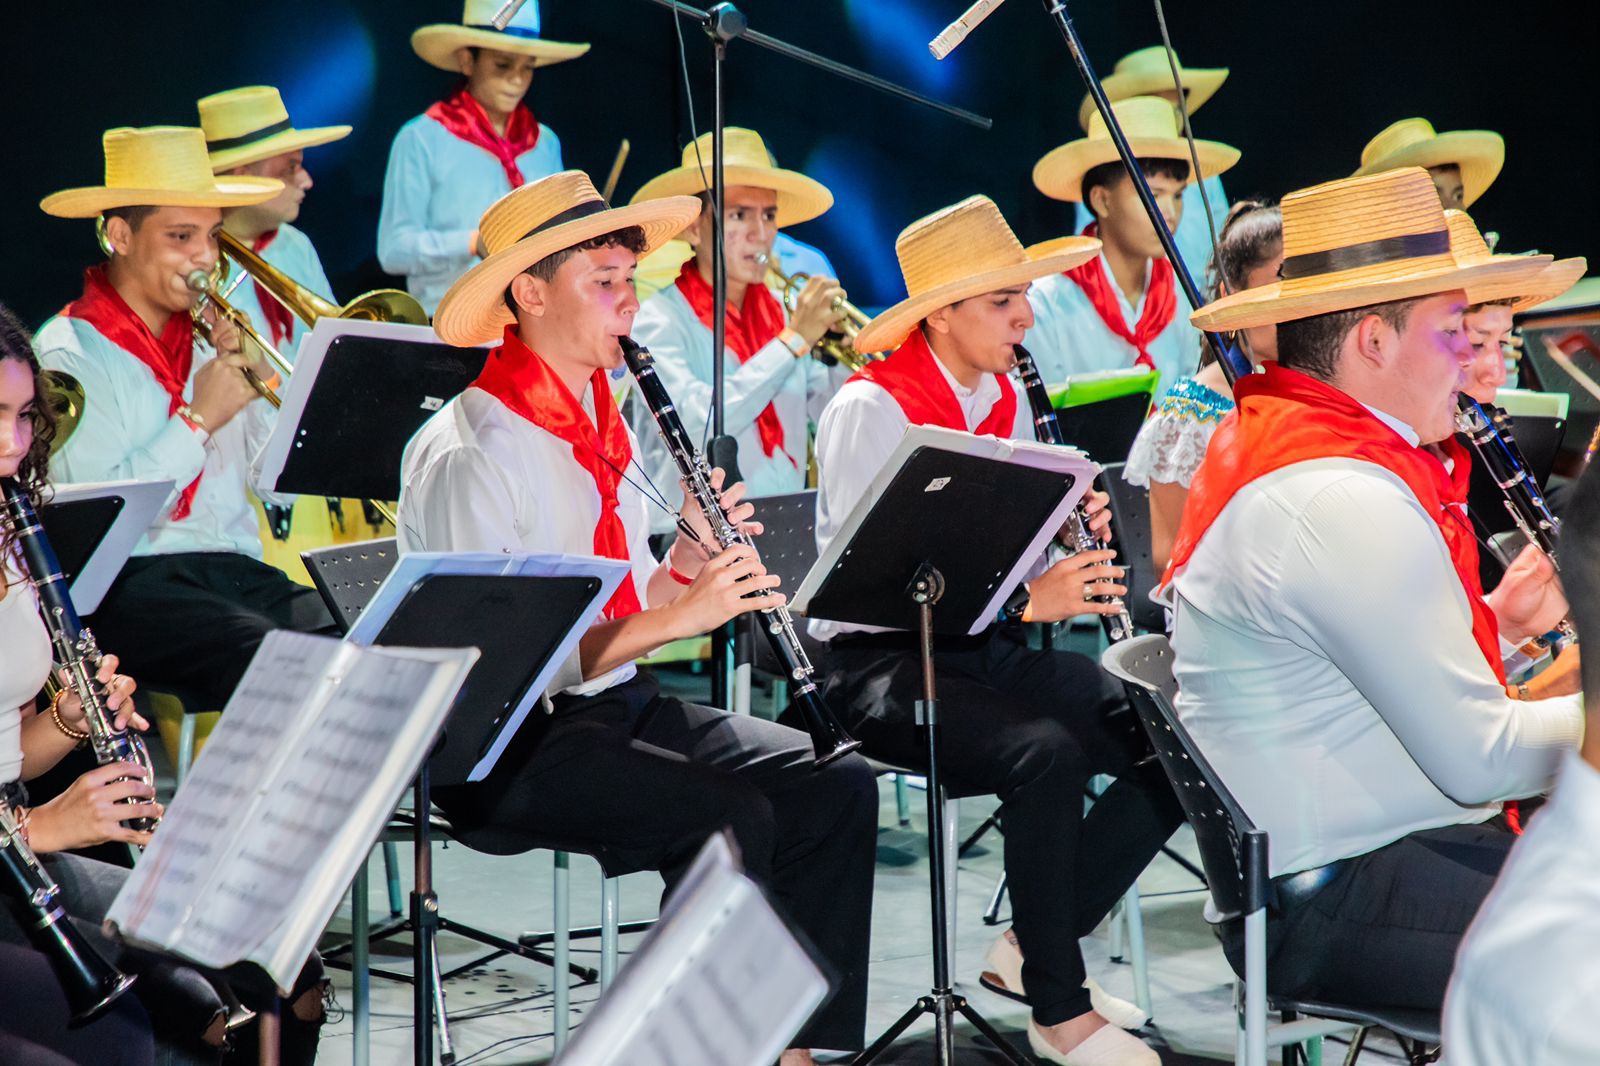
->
[222, 222, 335, 365]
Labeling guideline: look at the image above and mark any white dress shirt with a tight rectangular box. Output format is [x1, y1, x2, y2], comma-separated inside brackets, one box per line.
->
[0, 560, 50, 783]
[397, 385, 661, 696]
[221, 222, 335, 365]
[1443, 750, 1600, 1065]
[1165, 406, 1583, 876]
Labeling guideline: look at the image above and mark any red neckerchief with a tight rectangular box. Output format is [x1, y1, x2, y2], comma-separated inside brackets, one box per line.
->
[250, 230, 297, 349]
[1063, 221, 1176, 370]
[61, 265, 203, 519]
[673, 261, 795, 466]
[425, 85, 541, 190]
[1163, 362, 1505, 686]
[847, 327, 1017, 436]
[468, 325, 642, 619]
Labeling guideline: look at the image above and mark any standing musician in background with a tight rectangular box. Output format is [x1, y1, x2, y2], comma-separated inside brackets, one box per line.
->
[378, 0, 587, 316]
[1353, 117, 1504, 212]
[628, 129, 849, 526]
[35, 126, 336, 712]
[398, 171, 877, 1065]
[812, 195, 1182, 1066]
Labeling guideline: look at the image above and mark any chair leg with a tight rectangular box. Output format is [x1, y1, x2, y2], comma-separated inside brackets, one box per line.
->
[552, 852, 571, 1053]
[1108, 898, 1127, 962]
[771, 678, 789, 719]
[600, 875, 621, 989]
[1121, 882, 1152, 1018]
[894, 774, 911, 827]
[351, 860, 370, 1066]
[1339, 1027, 1370, 1066]
[1244, 909, 1267, 1066]
[176, 714, 197, 790]
[733, 661, 753, 716]
[981, 871, 1008, 925]
[382, 842, 404, 919]
[943, 797, 959, 953]
[431, 939, 455, 1065]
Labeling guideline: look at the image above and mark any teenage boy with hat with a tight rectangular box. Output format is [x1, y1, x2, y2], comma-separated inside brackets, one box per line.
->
[629, 128, 848, 525]
[811, 194, 1181, 1066]
[379, 0, 587, 315]
[1164, 166, 1583, 1011]
[1354, 117, 1505, 211]
[1026, 96, 1241, 398]
[400, 170, 877, 1065]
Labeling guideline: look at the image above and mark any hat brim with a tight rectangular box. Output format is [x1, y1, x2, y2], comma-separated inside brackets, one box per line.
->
[854, 237, 1103, 354]
[1034, 136, 1240, 202]
[433, 196, 704, 346]
[630, 163, 833, 230]
[1077, 66, 1229, 132]
[1352, 131, 1505, 208]
[1507, 257, 1586, 313]
[41, 176, 284, 218]
[209, 124, 353, 172]
[412, 26, 590, 72]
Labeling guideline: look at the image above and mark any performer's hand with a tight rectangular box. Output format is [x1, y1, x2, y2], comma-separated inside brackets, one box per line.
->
[789, 275, 848, 347]
[1076, 489, 1114, 544]
[667, 544, 784, 636]
[189, 351, 260, 431]
[27, 762, 161, 852]
[56, 654, 147, 734]
[1512, 647, 1582, 700]
[1487, 543, 1568, 644]
[200, 301, 244, 360]
[672, 468, 764, 577]
[1024, 550, 1127, 624]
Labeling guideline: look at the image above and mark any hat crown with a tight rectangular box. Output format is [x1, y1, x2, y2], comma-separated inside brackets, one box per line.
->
[679, 128, 777, 176]
[1114, 45, 1185, 76]
[478, 170, 605, 257]
[460, 0, 540, 34]
[895, 196, 1030, 297]
[102, 127, 225, 194]
[1444, 209, 1492, 261]
[1085, 96, 1182, 143]
[197, 86, 290, 142]
[1361, 118, 1439, 169]
[1279, 168, 1449, 265]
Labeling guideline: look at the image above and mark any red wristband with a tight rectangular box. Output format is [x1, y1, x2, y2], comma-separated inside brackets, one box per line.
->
[668, 564, 695, 587]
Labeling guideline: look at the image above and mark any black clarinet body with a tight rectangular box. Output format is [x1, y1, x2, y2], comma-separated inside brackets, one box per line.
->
[618, 338, 861, 767]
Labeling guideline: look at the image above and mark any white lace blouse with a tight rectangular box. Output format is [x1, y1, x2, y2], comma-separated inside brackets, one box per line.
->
[1123, 376, 1235, 488]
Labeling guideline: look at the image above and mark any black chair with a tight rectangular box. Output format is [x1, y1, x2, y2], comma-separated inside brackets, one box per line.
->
[1101, 635, 1442, 1066]
[1100, 462, 1166, 634]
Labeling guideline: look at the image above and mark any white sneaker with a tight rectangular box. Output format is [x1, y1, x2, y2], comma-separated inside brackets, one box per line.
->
[1027, 1020, 1159, 1065]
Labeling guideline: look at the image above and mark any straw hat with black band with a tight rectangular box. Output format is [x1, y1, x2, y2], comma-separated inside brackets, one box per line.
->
[1189, 168, 1555, 333]
[1035, 96, 1240, 204]
[433, 170, 700, 346]
[629, 128, 832, 230]
[1353, 118, 1504, 209]
[1076, 46, 1229, 133]
[41, 126, 283, 218]
[412, 0, 589, 72]
[852, 196, 1101, 355]
[1443, 210, 1585, 313]
[200, 86, 351, 173]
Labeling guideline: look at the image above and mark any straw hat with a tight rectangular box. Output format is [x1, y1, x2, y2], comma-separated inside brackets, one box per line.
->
[1076, 46, 1229, 132]
[1444, 210, 1585, 312]
[412, 0, 589, 72]
[433, 170, 700, 345]
[200, 86, 351, 172]
[629, 128, 833, 229]
[1188, 168, 1554, 332]
[1034, 96, 1240, 203]
[41, 127, 284, 218]
[852, 196, 1101, 354]
[1353, 118, 1504, 208]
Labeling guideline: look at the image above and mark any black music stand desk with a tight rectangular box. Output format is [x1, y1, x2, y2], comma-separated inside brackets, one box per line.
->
[39, 478, 171, 614]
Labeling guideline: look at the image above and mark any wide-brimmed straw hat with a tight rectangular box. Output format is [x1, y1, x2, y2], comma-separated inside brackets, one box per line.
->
[853, 196, 1101, 354]
[412, 0, 589, 72]
[1034, 96, 1240, 203]
[433, 170, 700, 345]
[1189, 168, 1554, 332]
[1076, 46, 1229, 132]
[629, 128, 833, 230]
[1353, 118, 1504, 208]
[1444, 210, 1585, 313]
[41, 127, 284, 218]
[200, 86, 351, 172]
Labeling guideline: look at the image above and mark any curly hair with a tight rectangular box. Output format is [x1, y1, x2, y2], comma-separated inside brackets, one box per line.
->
[0, 302, 58, 567]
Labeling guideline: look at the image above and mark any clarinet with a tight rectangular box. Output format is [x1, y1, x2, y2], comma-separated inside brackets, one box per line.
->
[2, 479, 158, 831]
[619, 337, 861, 767]
[1013, 345, 1135, 642]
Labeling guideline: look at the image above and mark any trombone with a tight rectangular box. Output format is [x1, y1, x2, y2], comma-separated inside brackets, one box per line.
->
[757, 254, 878, 372]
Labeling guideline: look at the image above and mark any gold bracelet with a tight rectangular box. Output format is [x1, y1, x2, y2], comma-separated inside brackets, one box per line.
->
[48, 691, 91, 745]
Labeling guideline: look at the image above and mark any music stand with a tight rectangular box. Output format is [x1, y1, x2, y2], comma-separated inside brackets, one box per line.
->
[735, 491, 822, 713]
[38, 478, 171, 614]
[794, 426, 1094, 1065]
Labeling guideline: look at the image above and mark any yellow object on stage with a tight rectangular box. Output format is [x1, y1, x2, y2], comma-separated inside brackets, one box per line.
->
[254, 495, 393, 587]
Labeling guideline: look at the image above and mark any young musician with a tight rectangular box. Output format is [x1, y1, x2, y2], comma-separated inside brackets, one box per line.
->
[378, 0, 587, 315]
[629, 128, 848, 523]
[812, 195, 1181, 1066]
[1166, 167, 1584, 1013]
[1025, 97, 1241, 398]
[400, 171, 877, 1064]
[1353, 117, 1505, 211]
[35, 126, 338, 711]
[200, 84, 350, 362]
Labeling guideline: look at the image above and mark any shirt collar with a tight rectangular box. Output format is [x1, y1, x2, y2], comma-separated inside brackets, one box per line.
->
[1360, 402, 1421, 447]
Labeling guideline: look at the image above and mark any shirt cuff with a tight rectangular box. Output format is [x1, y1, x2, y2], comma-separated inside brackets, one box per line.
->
[159, 412, 210, 482]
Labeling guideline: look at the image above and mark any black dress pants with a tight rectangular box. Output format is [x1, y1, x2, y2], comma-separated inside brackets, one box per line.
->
[432, 670, 879, 1052]
[823, 625, 1183, 1026]
[85, 552, 338, 709]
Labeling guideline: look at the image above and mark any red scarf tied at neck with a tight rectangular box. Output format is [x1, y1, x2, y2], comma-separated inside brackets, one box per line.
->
[425, 85, 542, 190]
[249, 230, 297, 349]
[847, 327, 1017, 436]
[1064, 221, 1176, 370]
[674, 261, 795, 466]
[469, 326, 642, 620]
[61, 265, 204, 520]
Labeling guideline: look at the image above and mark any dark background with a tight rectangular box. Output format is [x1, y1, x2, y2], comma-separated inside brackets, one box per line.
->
[4, 0, 1595, 325]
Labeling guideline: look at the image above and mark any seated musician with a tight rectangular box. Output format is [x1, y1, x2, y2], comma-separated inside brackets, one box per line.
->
[1024, 96, 1240, 397]
[811, 195, 1181, 1066]
[397, 171, 877, 1065]
[629, 129, 848, 527]
[34, 127, 337, 711]
[1353, 117, 1504, 211]
[1165, 166, 1584, 1012]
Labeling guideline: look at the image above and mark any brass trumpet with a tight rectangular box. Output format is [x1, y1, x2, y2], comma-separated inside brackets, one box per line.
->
[758, 254, 877, 372]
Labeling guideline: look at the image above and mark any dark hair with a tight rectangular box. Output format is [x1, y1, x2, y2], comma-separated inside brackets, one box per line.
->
[1197, 201, 1284, 367]
[502, 226, 650, 315]
[1466, 297, 1516, 314]
[1562, 459, 1600, 702]
[1276, 298, 1420, 380]
[1080, 157, 1191, 219]
[101, 205, 157, 234]
[0, 304, 57, 566]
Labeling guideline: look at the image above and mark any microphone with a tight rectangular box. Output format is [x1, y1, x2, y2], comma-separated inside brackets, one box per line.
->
[489, 0, 530, 30]
[928, 0, 1009, 60]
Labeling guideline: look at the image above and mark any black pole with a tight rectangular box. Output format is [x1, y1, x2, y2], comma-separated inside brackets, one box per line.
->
[412, 768, 433, 1066]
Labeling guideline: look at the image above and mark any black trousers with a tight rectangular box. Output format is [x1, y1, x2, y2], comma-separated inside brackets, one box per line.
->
[823, 626, 1183, 1026]
[85, 552, 338, 709]
[1222, 818, 1517, 1009]
[0, 941, 154, 1066]
[432, 671, 879, 1052]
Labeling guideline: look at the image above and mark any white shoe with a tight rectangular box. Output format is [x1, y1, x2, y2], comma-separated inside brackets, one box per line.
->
[1027, 1020, 1159, 1065]
[980, 933, 1149, 1031]
[1085, 976, 1150, 1031]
